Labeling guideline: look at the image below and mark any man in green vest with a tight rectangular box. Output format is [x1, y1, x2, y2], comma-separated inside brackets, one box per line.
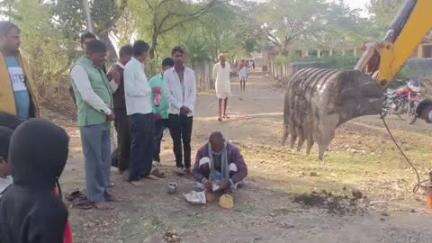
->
[70, 40, 115, 208]
[69, 31, 98, 106]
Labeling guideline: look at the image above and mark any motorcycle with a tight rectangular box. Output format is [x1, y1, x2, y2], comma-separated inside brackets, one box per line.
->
[382, 86, 422, 124]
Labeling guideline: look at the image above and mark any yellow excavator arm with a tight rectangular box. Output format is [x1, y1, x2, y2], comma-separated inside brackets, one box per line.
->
[355, 0, 432, 87]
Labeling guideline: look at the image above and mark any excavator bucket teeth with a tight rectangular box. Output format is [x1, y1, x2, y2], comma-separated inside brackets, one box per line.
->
[283, 68, 385, 160]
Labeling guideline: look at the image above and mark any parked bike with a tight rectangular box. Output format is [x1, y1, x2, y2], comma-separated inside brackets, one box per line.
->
[382, 82, 422, 124]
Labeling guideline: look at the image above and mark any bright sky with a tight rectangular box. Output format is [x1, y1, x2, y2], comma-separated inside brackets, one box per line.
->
[0, 0, 372, 21]
[254, 0, 371, 16]
[344, 0, 370, 14]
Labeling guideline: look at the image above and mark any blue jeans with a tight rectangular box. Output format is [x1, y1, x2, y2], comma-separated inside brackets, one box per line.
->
[129, 113, 154, 181]
[80, 123, 111, 202]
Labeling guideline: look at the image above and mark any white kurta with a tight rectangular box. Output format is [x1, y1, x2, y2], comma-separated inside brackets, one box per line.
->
[213, 62, 231, 99]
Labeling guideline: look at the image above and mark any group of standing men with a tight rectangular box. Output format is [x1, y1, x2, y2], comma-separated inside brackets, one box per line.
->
[0, 21, 248, 241]
[0, 20, 242, 210]
[70, 33, 196, 207]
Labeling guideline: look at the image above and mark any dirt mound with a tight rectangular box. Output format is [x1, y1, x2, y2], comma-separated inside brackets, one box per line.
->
[293, 189, 369, 216]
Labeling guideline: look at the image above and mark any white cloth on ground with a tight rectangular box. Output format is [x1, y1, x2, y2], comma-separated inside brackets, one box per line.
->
[184, 190, 206, 204]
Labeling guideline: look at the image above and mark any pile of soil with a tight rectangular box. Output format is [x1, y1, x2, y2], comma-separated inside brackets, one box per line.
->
[293, 189, 369, 216]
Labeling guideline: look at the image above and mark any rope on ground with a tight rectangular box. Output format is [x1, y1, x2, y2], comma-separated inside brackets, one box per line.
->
[380, 116, 426, 193]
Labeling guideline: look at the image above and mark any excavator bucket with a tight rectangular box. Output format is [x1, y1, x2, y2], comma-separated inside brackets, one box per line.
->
[282, 0, 432, 160]
[282, 68, 384, 160]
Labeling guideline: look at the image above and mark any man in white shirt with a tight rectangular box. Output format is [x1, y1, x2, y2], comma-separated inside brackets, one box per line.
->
[124, 40, 155, 184]
[164, 46, 197, 175]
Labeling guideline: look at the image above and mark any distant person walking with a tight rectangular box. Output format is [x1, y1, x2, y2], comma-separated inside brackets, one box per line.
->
[70, 40, 115, 208]
[239, 59, 248, 93]
[107, 45, 133, 174]
[213, 54, 231, 121]
[124, 40, 156, 184]
[0, 21, 38, 120]
[165, 46, 197, 175]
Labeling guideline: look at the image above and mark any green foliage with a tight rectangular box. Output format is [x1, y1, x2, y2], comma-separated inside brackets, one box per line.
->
[124, 0, 262, 62]
[367, 0, 406, 35]
[91, 0, 121, 34]
[12, 1, 71, 93]
[184, 36, 212, 64]
[2, 0, 402, 112]
[314, 55, 359, 69]
[274, 54, 290, 65]
[397, 67, 415, 81]
[277, 54, 359, 70]
[52, 0, 84, 41]
[257, 0, 373, 51]
[127, 0, 213, 56]
[0, 0, 18, 20]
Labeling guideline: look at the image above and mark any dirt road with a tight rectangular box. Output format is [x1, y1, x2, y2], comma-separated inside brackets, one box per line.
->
[58, 72, 432, 243]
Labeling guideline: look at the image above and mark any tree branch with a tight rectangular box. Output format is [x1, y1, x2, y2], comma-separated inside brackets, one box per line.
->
[144, 0, 154, 11]
[159, 0, 219, 34]
[262, 28, 281, 46]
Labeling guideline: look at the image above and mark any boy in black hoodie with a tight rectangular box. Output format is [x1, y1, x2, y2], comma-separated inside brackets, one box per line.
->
[0, 119, 69, 243]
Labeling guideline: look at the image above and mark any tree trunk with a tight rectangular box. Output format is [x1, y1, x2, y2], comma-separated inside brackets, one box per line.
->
[99, 31, 118, 64]
[149, 32, 159, 59]
[82, 0, 94, 32]
[204, 61, 210, 91]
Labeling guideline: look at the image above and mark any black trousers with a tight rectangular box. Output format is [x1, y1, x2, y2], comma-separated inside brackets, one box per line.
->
[129, 113, 154, 181]
[153, 119, 168, 162]
[168, 114, 193, 169]
[114, 109, 131, 172]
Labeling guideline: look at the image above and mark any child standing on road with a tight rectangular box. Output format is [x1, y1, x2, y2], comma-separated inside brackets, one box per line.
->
[239, 60, 248, 93]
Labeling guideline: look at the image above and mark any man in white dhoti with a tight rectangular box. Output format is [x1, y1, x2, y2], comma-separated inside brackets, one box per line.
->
[213, 54, 231, 122]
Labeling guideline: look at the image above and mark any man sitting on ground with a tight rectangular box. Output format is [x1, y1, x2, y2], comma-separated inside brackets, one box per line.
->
[193, 131, 248, 200]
